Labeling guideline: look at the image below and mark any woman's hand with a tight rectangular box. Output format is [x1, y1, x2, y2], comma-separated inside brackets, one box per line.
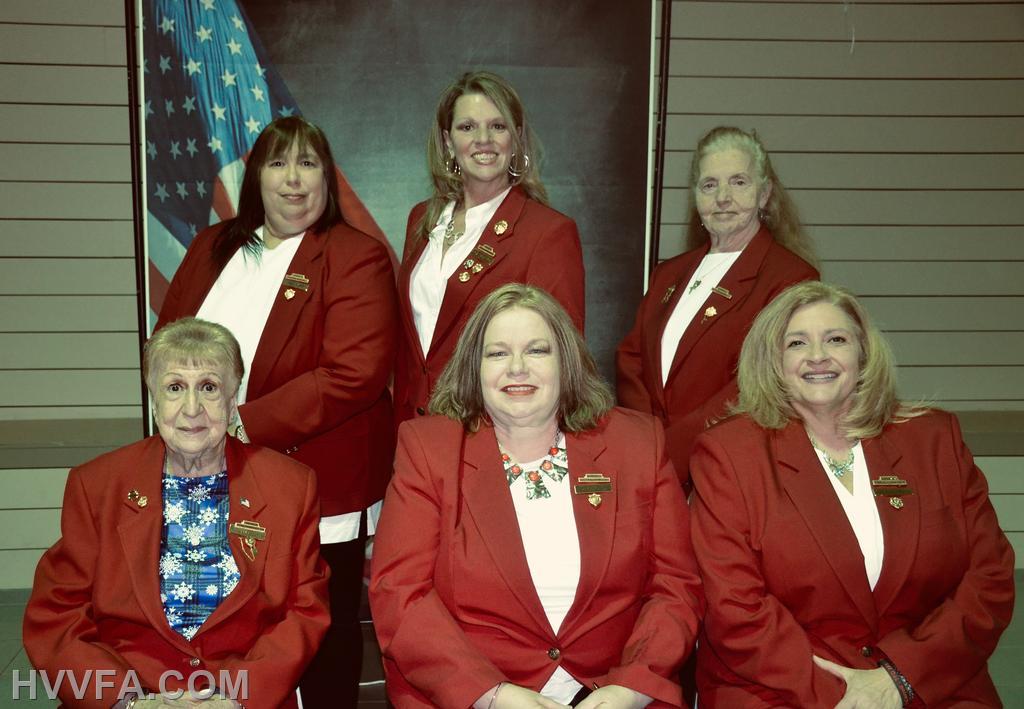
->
[813, 656, 902, 709]
[575, 684, 652, 709]
[493, 683, 570, 709]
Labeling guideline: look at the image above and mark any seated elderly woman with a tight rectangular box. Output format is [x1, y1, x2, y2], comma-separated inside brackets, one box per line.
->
[24, 318, 329, 709]
[690, 281, 1015, 708]
[370, 283, 703, 709]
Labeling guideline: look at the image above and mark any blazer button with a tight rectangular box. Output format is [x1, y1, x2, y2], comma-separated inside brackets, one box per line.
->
[860, 646, 873, 657]
[416, 407, 426, 416]
[189, 657, 201, 667]
[547, 647, 560, 660]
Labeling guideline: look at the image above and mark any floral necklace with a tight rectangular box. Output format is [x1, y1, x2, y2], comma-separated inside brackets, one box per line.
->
[500, 431, 568, 500]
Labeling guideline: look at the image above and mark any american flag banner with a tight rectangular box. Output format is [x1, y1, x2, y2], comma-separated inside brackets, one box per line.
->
[140, 0, 389, 327]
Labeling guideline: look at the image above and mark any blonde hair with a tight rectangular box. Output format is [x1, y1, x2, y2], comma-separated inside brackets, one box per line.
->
[144, 317, 244, 396]
[416, 71, 548, 240]
[734, 281, 921, 438]
[429, 284, 613, 432]
[684, 126, 816, 267]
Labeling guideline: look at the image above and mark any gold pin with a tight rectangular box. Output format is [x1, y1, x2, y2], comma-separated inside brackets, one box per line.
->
[472, 263, 484, 273]
[138, 496, 148, 508]
[712, 285, 732, 299]
[458, 272, 470, 282]
[230, 520, 267, 561]
[240, 497, 251, 508]
[283, 273, 310, 291]
[574, 473, 612, 508]
[127, 489, 140, 502]
[284, 288, 296, 300]
[494, 220, 508, 235]
[463, 259, 475, 269]
[661, 285, 676, 304]
[587, 493, 602, 508]
[701, 306, 717, 323]
[889, 497, 904, 510]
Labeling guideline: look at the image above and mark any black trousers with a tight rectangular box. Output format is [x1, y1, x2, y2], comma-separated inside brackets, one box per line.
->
[298, 516, 367, 708]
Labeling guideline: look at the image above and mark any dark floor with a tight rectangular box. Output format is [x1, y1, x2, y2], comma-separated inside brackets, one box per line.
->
[1, 574, 1022, 707]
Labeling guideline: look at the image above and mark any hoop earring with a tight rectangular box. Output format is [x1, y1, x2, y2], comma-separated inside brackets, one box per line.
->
[446, 153, 461, 176]
[507, 152, 530, 179]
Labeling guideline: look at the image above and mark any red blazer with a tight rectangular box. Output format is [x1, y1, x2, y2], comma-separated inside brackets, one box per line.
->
[157, 221, 399, 515]
[689, 412, 1015, 708]
[23, 436, 330, 709]
[394, 186, 585, 423]
[616, 228, 817, 485]
[369, 408, 704, 708]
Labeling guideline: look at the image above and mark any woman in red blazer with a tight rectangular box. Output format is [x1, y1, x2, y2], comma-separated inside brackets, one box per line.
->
[24, 319, 329, 709]
[371, 284, 703, 708]
[156, 117, 398, 707]
[395, 70, 585, 424]
[690, 281, 1015, 708]
[617, 127, 817, 487]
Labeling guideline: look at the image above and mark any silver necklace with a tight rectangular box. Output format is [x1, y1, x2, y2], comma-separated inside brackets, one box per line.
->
[687, 255, 732, 294]
[443, 214, 464, 247]
[808, 434, 855, 479]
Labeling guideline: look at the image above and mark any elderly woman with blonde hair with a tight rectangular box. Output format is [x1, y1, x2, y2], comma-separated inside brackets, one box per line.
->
[372, 284, 703, 708]
[689, 281, 1015, 707]
[24, 318, 329, 708]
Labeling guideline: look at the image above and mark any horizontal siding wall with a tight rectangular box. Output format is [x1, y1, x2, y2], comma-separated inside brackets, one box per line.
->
[0, 0, 141, 587]
[658, 0, 1024, 413]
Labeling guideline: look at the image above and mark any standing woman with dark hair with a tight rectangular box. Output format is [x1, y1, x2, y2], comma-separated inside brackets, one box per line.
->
[395, 70, 586, 424]
[617, 126, 818, 488]
[157, 116, 399, 707]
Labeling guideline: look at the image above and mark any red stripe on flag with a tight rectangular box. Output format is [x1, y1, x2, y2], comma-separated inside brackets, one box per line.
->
[148, 260, 170, 318]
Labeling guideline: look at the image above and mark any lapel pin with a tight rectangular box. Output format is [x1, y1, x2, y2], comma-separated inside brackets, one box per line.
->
[701, 306, 717, 324]
[240, 497, 251, 508]
[712, 286, 732, 299]
[283, 288, 296, 300]
[587, 493, 602, 508]
[889, 497, 904, 510]
[229, 520, 267, 561]
[457, 271, 471, 282]
[661, 285, 676, 304]
[493, 220, 508, 235]
[574, 473, 612, 509]
[282, 273, 310, 292]
[871, 474, 914, 498]
[127, 489, 148, 508]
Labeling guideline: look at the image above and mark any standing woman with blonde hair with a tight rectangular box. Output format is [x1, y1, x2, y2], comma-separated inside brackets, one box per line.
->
[395, 70, 586, 425]
[617, 126, 818, 488]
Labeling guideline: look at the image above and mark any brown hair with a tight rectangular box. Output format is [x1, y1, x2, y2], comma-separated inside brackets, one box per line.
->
[214, 116, 342, 267]
[734, 281, 922, 438]
[429, 284, 613, 432]
[684, 126, 816, 267]
[144, 317, 244, 396]
[416, 71, 548, 240]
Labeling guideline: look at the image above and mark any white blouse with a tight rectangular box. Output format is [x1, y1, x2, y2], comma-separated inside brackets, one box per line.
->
[659, 250, 742, 385]
[815, 442, 885, 589]
[409, 187, 511, 355]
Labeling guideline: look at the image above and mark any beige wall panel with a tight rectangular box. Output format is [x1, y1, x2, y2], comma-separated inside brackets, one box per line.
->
[0, 370, 140, 407]
[668, 39, 1024, 79]
[0, 25, 125, 65]
[0, 509, 61, 550]
[888, 333, 1024, 367]
[811, 226, 1024, 261]
[929, 401, 1019, 413]
[0, 0, 123, 25]
[0, 549, 45, 589]
[0, 184, 132, 220]
[0, 145, 130, 183]
[662, 153, 1024, 190]
[860, 297, 1024, 331]
[0, 295, 137, 331]
[897, 366, 1024, 401]
[0, 105, 129, 143]
[980, 458, 1024, 495]
[992, 497, 1024, 532]
[0, 65, 126, 104]
[821, 262, 1024, 296]
[667, 78, 1024, 116]
[671, 3, 1024, 41]
[0, 333, 140, 369]
[0, 406, 142, 422]
[0, 469, 68, 508]
[0, 259, 135, 296]
[1007, 532, 1024, 569]
[660, 187, 1024, 225]
[664, 115, 1024, 152]
[0, 220, 134, 258]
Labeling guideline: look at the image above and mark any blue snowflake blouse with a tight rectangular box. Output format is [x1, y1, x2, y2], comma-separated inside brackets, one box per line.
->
[159, 471, 239, 641]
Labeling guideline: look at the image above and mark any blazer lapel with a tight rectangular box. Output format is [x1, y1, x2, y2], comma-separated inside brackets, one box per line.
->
[399, 233, 430, 364]
[246, 230, 327, 398]
[194, 438, 272, 636]
[460, 426, 552, 636]
[664, 227, 774, 388]
[648, 249, 704, 406]
[557, 428, 615, 642]
[865, 433, 921, 615]
[427, 188, 526, 356]
[775, 422, 879, 629]
[117, 438, 196, 655]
